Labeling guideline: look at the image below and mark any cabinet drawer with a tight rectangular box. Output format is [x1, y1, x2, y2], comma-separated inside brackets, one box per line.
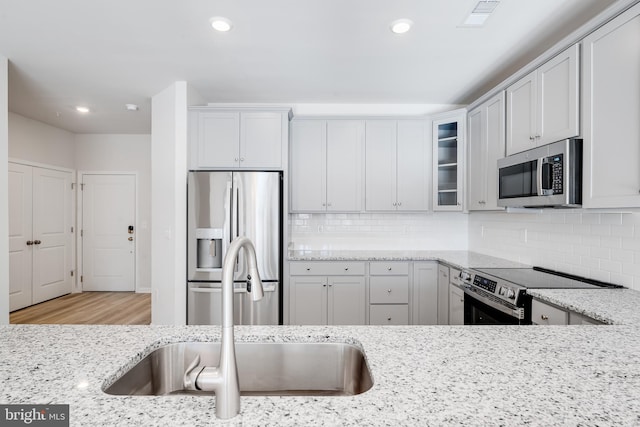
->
[369, 304, 409, 325]
[290, 262, 365, 276]
[531, 300, 568, 325]
[369, 262, 410, 275]
[370, 277, 409, 304]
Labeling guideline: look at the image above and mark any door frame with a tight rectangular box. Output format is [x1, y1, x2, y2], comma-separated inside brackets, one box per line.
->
[9, 158, 77, 293]
[77, 171, 139, 292]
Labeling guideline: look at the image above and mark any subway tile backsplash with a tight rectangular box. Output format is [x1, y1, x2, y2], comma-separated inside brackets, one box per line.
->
[288, 209, 640, 291]
[468, 210, 640, 291]
[289, 212, 468, 251]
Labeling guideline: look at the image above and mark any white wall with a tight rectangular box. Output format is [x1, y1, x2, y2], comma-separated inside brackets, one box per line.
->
[75, 134, 152, 292]
[151, 82, 188, 325]
[8, 112, 75, 169]
[289, 212, 468, 250]
[469, 210, 640, 291]
[0, 56, 9, 324]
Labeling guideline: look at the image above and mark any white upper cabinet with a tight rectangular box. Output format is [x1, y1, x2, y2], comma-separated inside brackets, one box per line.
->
[467, 92, 505, 210]
[506, 44, 579, 155]
[290, 119, 364, 212]
[365, 120, 430, 211]
[432, 110, 465, 211]
[582, 3, 640, 208]
[189, 108, 290, 170]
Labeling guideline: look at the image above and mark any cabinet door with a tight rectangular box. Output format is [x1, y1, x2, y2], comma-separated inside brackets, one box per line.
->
[326, 120, 364, 212]
[290, 120, 327, 212]
[537, 44, 579, 146]
[448, 284, 465, 325]
[397, 120, 429, 211]
[484, 93, 506, 210]
[583, 4, 640, 208]
[8, 163, 33, 311]
[412, 262, 438, 325]
[506, 70, 536, 155]
[365, 120, 397, 211]
[290, 276, 327, 325]
[328, 276, 366, 325]
[193, 112, 240, 168]
[467, 107, 485, 210]
[240, 112, 283, 169]
[437, 264, 450, 325]
[433, 114, 464, 211]
[531, 299, 568, 325]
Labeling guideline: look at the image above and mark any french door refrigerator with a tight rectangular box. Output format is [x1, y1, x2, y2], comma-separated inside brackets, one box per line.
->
[187, 171, 282, 325]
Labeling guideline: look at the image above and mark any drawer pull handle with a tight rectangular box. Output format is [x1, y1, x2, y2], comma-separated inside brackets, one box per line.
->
[540, 314, 549, 321]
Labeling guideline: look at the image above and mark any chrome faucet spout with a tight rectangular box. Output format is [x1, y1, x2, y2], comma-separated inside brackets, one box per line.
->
[183, 236, 264, 419]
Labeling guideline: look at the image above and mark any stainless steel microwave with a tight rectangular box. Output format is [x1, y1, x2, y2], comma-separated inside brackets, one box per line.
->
[497, 139, 582, 208]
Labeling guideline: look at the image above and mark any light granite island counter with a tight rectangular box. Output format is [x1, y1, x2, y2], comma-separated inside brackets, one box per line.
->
[1, 323, 639, 426]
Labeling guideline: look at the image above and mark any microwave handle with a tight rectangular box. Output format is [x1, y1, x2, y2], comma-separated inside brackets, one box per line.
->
[536, 159, 543, 196]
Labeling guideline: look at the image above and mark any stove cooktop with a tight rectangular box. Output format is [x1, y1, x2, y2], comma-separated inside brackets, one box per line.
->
[472, 267, 624, 290]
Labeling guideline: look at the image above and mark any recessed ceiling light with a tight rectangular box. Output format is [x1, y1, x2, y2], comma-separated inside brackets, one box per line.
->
[390, 19, 413, 34]
[125, 104, 139, 111]
[210, 16, 233, 32]
[75, 106, 90, 113]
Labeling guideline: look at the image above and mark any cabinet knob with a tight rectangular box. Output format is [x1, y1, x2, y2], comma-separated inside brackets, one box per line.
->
[26, 240, 34, 246]
[240, 157, 244, 162]
[327, 203, 332, 207]
[392, 202, 397, 206]
[323, 284, 327, 287]
[234, 158, 239, 161]
[529, 136, 535, 141]
[306, 268, 311, 271]
[387, 289, 392, 293]
[387, 317, 392, 321]
[541, 314, 549, 321]
[344, 267, 349, 271]
[33, 240, 42, 245]
[322, 203, 326, 206]
[387, 267, 392, 271]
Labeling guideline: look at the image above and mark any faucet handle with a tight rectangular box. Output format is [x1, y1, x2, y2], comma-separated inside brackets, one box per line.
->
[183, 354, 202, 390]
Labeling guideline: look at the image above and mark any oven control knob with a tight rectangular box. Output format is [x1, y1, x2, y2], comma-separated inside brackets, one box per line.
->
[498, 286, 506, 296]
[459, 271, 472, 282]
[506, 288, 516, 299]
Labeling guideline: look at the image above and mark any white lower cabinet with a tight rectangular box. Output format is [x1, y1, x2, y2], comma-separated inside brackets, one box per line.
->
[370, 304, 409, 325]
[531, 299, 568, 325]
[289, 262, 366, 325]
[412, 262, 438, 325]
[448, 283, 465, 325]
[369, 262, 410, 325]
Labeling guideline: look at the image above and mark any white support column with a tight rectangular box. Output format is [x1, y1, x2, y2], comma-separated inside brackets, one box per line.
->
[0, 56, 9, 324]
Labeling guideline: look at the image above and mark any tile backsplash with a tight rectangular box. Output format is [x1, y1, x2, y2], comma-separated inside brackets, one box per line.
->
[468, 210, 640, 290]
[289, 212, 468, 251]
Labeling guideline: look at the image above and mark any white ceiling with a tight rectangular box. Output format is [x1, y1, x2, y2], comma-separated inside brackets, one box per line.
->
[0, 0, 617, 134]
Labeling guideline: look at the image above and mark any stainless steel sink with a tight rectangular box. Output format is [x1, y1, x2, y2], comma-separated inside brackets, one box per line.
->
[104, 342, 373, 396]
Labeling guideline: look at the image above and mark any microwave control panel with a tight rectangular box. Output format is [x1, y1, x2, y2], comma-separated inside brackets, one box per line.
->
[548, 154, 563, 194]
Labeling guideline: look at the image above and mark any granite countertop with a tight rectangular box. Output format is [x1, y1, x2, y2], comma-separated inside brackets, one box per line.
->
[1, 323, 640, 426]
[288, 249, 528, 270]
[527, 288, 640, 325]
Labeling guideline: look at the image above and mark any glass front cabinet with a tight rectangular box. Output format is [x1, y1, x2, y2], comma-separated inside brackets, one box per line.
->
[432, 110, 465, 211]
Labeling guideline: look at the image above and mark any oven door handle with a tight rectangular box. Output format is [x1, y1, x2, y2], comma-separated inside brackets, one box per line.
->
[462, 286, 525, 320]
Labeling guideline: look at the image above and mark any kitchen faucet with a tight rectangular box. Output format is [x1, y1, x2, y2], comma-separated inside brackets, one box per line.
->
[183, 236, 264, 419]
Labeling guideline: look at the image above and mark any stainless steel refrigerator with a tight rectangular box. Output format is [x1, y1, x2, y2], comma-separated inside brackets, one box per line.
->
[187, 171, 281, 325]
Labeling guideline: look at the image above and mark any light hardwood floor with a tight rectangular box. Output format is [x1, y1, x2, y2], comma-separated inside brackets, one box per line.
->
[10, 292, 151, 325]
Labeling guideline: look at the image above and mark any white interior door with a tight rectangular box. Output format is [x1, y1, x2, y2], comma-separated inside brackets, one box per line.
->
[32, 167, 73, 304]
[8, 163, 33, 311]
[82, 174, 136, 291]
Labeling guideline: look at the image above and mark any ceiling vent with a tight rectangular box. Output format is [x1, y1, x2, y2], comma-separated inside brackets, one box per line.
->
[461, 1, 500, 27]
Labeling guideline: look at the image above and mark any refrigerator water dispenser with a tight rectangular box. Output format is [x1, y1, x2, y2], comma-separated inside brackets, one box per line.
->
[196, 228, 223, 269]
